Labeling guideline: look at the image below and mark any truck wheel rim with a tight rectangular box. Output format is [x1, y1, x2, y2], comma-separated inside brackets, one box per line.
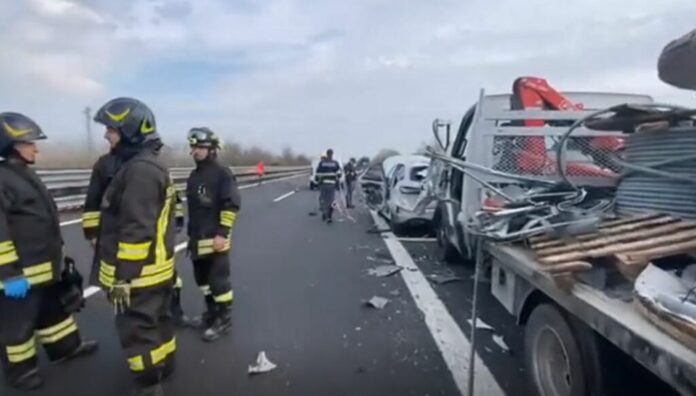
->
[533, 326, 572, 396]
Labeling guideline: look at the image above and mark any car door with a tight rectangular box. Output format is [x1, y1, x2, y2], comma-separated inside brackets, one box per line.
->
[359, 162, 387, 211]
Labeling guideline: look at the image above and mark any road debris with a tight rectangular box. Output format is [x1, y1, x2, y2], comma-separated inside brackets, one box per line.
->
[308, 211, 318, 216]
[398, 237, 438, 243]
[467, 318, 495, 332]
[364, 296, 389, 309]
[427, 274, 466, 284]
[368, 265, 403, 277]
[389, 289, 401, 296]
[492, 335, 511, 354]
[248, 351, 277, 375]
[366, 256, 394, 264]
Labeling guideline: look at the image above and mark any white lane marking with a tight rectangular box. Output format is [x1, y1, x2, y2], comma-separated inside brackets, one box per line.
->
[60, 218, 82, 227]
[82, 241, 190, 299]
[273, 190, 296, 203]
[369, 211, 504, 396]
[60, 172, 307, 227]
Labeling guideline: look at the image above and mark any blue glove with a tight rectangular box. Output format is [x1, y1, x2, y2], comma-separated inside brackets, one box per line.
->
[3, 277, 30, 299]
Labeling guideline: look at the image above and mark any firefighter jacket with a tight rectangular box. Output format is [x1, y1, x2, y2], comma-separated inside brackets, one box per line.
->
[315, 159, 342, 185]
[96, 144, 177, 291]
[186, 159, 241, 259]
[82, 152, 184, 241]
[0, 161, 63, 289]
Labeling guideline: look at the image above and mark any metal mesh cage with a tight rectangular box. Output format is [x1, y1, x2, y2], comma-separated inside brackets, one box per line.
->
[490, 133, 623, 184]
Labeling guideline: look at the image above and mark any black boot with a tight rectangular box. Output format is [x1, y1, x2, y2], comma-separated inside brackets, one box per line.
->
[10, 369, 44, 391]
[53, 338, 99, 364]
[202, 305, 232, 342]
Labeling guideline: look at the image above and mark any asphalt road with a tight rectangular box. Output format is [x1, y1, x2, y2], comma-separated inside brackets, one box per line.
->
[0, 174, 681, 396]
[2, 175, 462, 396]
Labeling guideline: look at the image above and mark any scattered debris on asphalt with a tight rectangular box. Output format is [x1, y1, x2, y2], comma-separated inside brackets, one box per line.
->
[366, 226, 392, 234]
[427, 274, 466, 284]
[364, 296, 389, 309]
[248, 351, 277, 375]
[308, 211, 318, 216]
[366, 256, 394, 264]
[368, 265, 403, 277]
[467, 318, 495, 331]
[355, 326, 362, 331]
[389, 289, 401, 296]
[492, 335, 511, 354]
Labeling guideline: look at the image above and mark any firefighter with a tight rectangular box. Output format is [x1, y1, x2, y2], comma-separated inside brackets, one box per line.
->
[344, 157, 358, 208]
[0, 112, 98, 391]
[186, 127, 241, 342]
[93, 98, 177, 396]
[314, 149, 342, 223]
[82, 127, 190, 327]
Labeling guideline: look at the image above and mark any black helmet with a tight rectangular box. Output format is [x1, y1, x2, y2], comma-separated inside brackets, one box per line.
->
[0, 112, 47, 156]
[94, 97, 158, 146]
[188, 127, 221, 149]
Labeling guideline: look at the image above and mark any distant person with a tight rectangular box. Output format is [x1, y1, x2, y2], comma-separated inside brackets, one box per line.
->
[186, 127, 241, 341]
[314, 149, 342, 223]
[344, 157, 358, 208]
[82, 111, 190, 328]
[256, 160, 265, 184]
[0, 112, 98, 391]
[92, 97, 177, 396]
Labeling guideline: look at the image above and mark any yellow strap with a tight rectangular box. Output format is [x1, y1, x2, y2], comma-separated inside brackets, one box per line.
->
[199, 285, 211, 295]
[38, 323, 78, 344]
[213, 291, 234, 303]
[83, 219, 99, 228]
[128, 356, 145, 372]
[219, 211, 237, 227]
[175, 276, 183, 288]
[0, 262, 53, 289]
[99, 259, 174, 289]
[117, 241, 152, 261]
[0, 240, 15, 253]
[6, 337, 37, 363]
[81, 211, 100, 221]
[150, 337, 176, 365]
[0, 250, 19, 266]
[36, 316, 75, 337]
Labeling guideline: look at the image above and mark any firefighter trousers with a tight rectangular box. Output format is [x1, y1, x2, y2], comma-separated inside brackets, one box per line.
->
[115, 287, 176, 387]
[319, 184, 336, 219]
[193, 253, 233, 318]
[0, 283, 83, 384]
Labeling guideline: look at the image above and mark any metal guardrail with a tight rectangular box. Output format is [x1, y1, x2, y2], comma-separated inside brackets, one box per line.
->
[42, 166, 311, 211]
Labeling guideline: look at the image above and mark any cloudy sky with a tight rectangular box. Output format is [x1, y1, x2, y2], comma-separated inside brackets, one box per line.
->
[0, 0, 694, 158]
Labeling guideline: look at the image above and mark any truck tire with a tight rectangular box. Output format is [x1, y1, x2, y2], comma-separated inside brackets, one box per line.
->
[434, 211, 461, 264]
[524, 304, 603, 396]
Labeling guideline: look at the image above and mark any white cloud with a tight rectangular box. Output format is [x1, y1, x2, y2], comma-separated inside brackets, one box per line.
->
[0, 0, 695, 158]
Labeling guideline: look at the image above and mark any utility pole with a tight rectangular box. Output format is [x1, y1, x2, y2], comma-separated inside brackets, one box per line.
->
[83, 107, 93, 155]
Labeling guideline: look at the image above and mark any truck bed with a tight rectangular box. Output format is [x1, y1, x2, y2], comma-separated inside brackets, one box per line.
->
[488, 243, 696, 396]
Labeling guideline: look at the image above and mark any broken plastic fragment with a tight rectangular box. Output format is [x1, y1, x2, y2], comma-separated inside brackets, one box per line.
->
[467, 318, 495, 332]
[364, 296, 389, 309]
[368, 265, 403, 277]
[248, 351, 277, 375]
[493, 335, 510, 353]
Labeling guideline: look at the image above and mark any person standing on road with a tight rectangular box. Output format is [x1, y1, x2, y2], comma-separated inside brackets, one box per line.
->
[186, 127, 241, 342]
[93, 98, 177, 396]
[82, 127, 190, 328]
[0, 112, 98, 391]
[344, 157, 358, 209]
[314, 149, 342, 223]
